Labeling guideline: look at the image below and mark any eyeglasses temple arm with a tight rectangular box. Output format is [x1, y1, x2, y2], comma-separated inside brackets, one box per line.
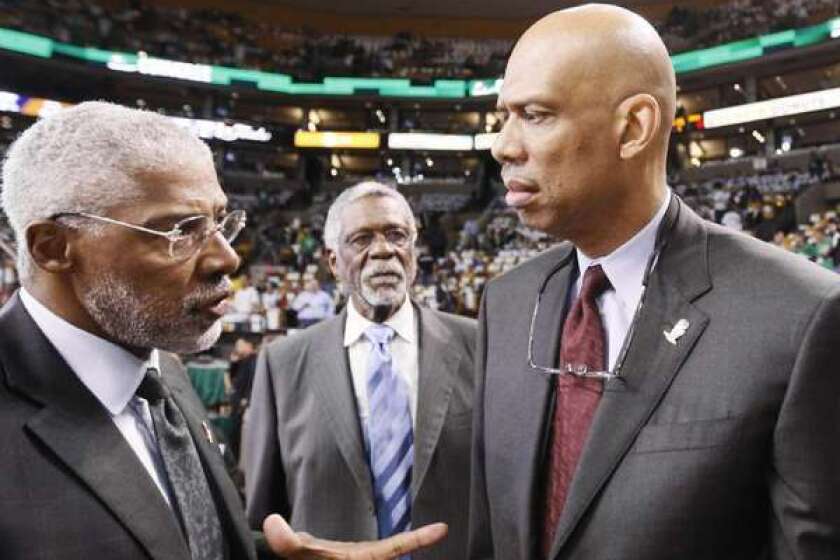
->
[76, 212, 181, 240]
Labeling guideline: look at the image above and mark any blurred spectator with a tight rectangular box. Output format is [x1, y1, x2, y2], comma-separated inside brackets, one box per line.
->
[228, 337, 258, 460]
[232, 274, 261, 314]
[673, 167, 817, 240]
[296, 226, 318, 269]
[422, 214, 449, 258]
[772, 208, 840, 270]
[809, 150, 828, 180]
[721, 207, 744, 231]
[416, 244, 436, 286]
[459, 218, 480, 250]
[290, 278, 335, 327]
[0, 214, 18, 306]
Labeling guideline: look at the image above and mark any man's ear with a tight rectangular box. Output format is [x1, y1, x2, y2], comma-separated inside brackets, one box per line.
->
[617, 93, 661, 161]
[25, 220, 76, 274]
[326, 249, 338, 278]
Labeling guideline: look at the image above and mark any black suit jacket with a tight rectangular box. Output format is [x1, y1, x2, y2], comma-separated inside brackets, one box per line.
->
[0, 293, 256, 560]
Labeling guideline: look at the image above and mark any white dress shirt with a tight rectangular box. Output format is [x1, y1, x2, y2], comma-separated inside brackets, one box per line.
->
[19, 288, 172, 504]
[573, 192, 670, 370]
[345, 297, 419, 428]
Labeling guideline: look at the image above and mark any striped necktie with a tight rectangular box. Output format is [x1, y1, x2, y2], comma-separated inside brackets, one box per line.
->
[364, 324, 414, 544]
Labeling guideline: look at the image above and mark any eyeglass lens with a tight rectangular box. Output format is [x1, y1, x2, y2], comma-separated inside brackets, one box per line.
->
[171, 212, 245, 257]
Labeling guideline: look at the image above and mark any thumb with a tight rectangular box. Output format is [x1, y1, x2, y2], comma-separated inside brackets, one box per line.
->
[263, 514, 302, 555]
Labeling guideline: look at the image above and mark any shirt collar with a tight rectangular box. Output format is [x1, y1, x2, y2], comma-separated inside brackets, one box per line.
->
[19, 287, 159, 415]
[576, 190, 671, 309]
[344, 295, 416, 347]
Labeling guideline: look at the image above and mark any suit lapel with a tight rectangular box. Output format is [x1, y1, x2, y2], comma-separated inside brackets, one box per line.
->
[308, 312, 375, 505]
[548, 202, 713, 558]
[0, 295, 189, 560]
[411, 306, 461, 497]
[166, 356, 255, 560]
[521, 246, 575, 556]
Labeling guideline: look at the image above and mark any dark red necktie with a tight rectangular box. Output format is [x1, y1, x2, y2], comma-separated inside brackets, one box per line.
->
[541, 264, 611, 559]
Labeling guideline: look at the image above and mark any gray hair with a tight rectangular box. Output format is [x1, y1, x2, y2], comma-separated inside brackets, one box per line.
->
[323, 181, 416, 251]
[1, 101, 214, 280]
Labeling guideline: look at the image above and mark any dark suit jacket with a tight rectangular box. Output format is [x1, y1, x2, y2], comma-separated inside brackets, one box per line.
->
[469, 201, 840, 559]
[0, 293, 256, 560]
[245, 304, 476, 560]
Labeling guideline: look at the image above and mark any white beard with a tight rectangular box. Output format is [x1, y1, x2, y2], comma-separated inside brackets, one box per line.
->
[79, 272, 222, 354]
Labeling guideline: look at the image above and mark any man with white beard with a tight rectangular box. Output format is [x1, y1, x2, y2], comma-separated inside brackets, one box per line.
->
[0, 102, 447, 560]
[245, 181, 477, 560]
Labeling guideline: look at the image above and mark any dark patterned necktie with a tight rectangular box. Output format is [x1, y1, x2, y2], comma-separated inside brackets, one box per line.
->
[542, 265, 611, 559]
[137, 368, 224, 560]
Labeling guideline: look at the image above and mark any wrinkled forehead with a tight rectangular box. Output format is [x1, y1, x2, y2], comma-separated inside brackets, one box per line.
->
[123, 161, 227, 217]
[341, 194, 414, 233]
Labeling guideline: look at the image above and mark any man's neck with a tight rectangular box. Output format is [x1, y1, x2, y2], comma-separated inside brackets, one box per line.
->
[575, 184, 667, 258]
[23, 280, 152, 360]
[351, 293, 405, 323]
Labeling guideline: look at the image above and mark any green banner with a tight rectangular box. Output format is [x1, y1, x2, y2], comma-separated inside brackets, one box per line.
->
[1, 17, 838, 98]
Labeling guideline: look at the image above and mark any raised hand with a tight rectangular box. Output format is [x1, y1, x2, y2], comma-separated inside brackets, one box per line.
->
[263, 514, 448, 560]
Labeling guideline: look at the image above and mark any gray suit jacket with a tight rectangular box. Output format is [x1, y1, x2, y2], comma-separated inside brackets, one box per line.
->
[468, 201, 840, 559]
[0, 293, 256, 560]
[245, 304, 476, 559]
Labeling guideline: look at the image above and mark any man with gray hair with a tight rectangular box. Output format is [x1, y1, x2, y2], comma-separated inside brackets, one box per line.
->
[245, 181, 477, 559]
[0, 102, 446, 560]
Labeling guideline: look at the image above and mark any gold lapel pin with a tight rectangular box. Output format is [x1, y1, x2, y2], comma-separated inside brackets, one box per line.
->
[663, 318, 690, 346]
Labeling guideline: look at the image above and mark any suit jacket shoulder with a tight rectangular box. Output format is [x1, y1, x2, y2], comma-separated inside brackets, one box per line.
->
[0, 294, 255, 560]
[263, 313, 344, 364]
[420, 307, 477, 351]
[484, 243, 575, 296]
[704, 218, 839, 297]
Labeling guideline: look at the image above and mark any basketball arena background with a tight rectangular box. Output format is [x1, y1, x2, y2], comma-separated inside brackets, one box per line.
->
[1, 0, 839, 440]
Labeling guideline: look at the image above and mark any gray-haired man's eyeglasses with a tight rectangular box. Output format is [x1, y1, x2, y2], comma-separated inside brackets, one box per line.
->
[53, 210, 247, 260]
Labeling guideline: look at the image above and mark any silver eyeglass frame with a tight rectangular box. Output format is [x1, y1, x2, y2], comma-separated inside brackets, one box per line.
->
[526, 194, 680, 382]
[53, 209, 247, 259]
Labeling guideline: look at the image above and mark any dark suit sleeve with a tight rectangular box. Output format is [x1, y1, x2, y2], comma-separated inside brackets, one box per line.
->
[243, 346, 290, 529]
[467, 283, 494, 560]
[769, 286, 840, 557]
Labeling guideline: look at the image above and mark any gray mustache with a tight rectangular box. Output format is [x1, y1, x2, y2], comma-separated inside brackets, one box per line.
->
[362, 265, 404, 282]
[183, 278, 233, 309]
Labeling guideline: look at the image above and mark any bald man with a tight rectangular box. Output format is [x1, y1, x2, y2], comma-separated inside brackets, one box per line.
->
[469, 4, 840, 559]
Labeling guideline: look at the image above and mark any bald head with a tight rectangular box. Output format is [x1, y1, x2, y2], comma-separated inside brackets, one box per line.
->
[493, 4, 674, 255]
[509, 4, 676, 147]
